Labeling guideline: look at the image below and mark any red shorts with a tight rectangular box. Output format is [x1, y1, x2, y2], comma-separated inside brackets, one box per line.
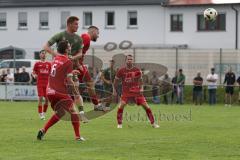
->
[37, 85, 47, 97]
[121, 95, 146, 105]
[47, 92, 73, 111]
[78, 65, 91, 83]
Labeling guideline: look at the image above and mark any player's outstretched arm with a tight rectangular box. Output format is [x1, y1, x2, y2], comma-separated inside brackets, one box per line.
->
[43, 42, 59, 57]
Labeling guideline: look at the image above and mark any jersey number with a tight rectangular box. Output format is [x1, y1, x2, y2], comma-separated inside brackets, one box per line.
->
[50, 64, 57, 77]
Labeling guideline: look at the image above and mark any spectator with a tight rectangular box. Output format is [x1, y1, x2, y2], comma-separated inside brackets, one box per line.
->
[171, 71, 178, 104]
[150, 71, 160, 104]
[161, 73, 171, 105]
[237, 76, 240, 103]
[93, 68, 104, 99]
[6, 68, 14, 84]
[193, 72, 203, 105]
[206, 68, 218, 105]
[101, 60, 116, 108]
[223, 67, 236, 106]
[14, 68, 21, 84]
[19, 66, 30, 84]
[141, 68, 149, 90]
[176, 69, 185, 105]
[0, 69, 7, 84]
[30, 73, 37, 85]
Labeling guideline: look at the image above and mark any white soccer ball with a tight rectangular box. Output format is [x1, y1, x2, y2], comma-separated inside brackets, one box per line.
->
[204, 8, 218, 21]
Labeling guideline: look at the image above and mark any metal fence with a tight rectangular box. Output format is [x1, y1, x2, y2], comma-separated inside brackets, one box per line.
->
[1, 47, 240, 85]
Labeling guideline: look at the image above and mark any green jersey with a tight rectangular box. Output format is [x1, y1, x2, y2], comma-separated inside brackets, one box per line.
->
[103, 68, 116, 83]
[48, 31, 82, 56]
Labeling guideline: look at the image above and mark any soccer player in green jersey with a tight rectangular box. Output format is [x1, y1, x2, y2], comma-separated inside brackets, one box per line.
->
[43, 16, 86, 122]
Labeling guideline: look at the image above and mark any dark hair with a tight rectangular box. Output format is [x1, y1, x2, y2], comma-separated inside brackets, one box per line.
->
[88, 25, 99, 30]
[67, 16, 79, 25]
[39, 50, 45, 54]
[57, 40, 69, 54]
[179, 69, 183, 72]
[125, 54, 133, 60]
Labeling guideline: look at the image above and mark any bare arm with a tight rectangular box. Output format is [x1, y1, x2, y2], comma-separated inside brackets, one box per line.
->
[66, 76, 79, 96]
[43, 42, 59, 57]
[113, 77, 119, 96]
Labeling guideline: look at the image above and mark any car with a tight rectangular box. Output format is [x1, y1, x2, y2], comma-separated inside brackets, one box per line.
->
[0, 59, 38, 74]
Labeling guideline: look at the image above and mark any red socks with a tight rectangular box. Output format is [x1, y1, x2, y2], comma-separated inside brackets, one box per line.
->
[43, 114, 60, 133]
[117, 108, 124, 125]
[146, 108, 155, 124]
[91, 95, 99, 105]
[71, 114, 80, 138]
[43, 104, 48, 113]
[38, 105, 42, 114]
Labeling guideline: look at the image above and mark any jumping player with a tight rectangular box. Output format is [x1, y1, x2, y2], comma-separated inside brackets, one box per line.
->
[37, 40, 84, 141]
[113, 55, 159, 128]
[43, 16, 86, 122]
[32, 50, 51, 120]
[77, 26, 103, 116]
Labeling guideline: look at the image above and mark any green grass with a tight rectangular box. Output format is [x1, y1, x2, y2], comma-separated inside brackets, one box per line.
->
[1, 101, 240, 160]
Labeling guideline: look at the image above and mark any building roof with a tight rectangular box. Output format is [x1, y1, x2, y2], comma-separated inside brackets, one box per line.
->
[168, 0, 240, 6]
[0, 0, 167, 7]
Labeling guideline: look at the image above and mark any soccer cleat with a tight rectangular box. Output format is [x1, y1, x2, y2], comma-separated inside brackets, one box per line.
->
[94, 103, 105, 111]
[40, 115, 45, 120]
[37, 129, 45, 140]
[79, 112, 89, 123]
[152, 123, 160, 128]
[117, 124, 122, 128]
[76, 137, 86, 141]
[103, 106, 111, 112]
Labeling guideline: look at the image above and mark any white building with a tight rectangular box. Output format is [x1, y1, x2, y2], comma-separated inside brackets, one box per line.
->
[0, 0, 239, 57]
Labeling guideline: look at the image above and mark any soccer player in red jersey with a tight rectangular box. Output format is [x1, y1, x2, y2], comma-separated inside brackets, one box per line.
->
[113, 55, 159, 128]
[78, 26, 103, 115]
[32, 50, 51, 120]
[37, 40, 84, 141]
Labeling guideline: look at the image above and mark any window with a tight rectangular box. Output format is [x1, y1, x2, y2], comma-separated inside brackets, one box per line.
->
[170, 14, 183, 31]
[128, 11, 138, 28]
[0, 12, 7, 28]
[105, 11, 115, 28]
[18, 12, 27, 29]
[60, 11, 70, 29]
[197, 13, 226, 31]
[39, 12, 49, 29]
[83, 12, 92, 28]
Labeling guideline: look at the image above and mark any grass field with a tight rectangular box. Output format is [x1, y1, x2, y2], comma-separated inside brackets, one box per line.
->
[1, 101, 240, 160]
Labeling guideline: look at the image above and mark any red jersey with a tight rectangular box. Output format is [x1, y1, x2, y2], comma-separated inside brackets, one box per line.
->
[48, 55, 73, 95]
[116, 66, 142, 97]
[79, 33, 91, 64]
[33, 61, 51, 87]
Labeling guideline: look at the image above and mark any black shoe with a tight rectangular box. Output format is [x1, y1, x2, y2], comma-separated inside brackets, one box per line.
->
[37, 129, 45, 140]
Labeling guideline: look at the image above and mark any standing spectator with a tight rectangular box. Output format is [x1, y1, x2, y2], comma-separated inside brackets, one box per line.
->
[0, 69, 7, 84]
[14, 68, 21, 84]
[101, 60, 116, 109]
[237, 76, 240, 103]
[223, 67, 236, 106]
[20, 66, 30, 84]
[206, 68, 218, 105]
[93, 68, 104, 99]
[161, 73, 171, 105]
[176, 69, 185, 105]
[150, 71, 160, 104]
[6, 68, 14, 84]
[141, 68, 149, 90]
[171, 71, 178, 104]
[193, 72, 203, 105]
